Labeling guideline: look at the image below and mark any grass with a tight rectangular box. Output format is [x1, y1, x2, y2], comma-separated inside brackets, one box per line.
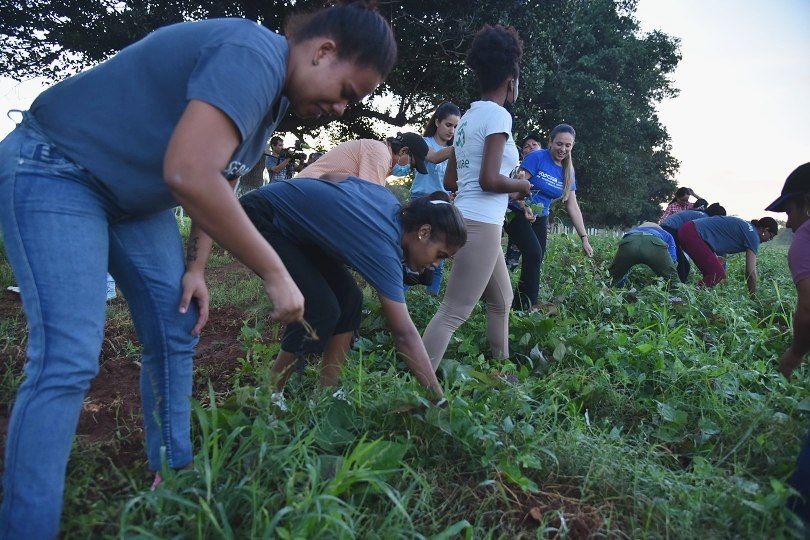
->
[0, 231, 807, 538]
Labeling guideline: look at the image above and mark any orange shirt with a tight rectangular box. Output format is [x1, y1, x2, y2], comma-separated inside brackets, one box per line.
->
[296, 139, 391, 186]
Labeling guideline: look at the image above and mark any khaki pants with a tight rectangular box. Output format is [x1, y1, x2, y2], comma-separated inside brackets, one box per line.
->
[422, 219, 513, 370]
[609, 233, 679, 286]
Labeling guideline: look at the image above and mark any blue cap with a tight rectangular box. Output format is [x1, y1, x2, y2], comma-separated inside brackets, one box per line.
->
[765, 162, 810, 212]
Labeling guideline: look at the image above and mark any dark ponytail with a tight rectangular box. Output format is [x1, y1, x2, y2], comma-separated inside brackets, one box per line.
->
[400, 192, 467, 248]
[706, 203, 726, 216]
[284, 2, 397, 77]
[670, 187, 691, 204]
[423, 101, 461, 138]
[751, 217, 778, 236]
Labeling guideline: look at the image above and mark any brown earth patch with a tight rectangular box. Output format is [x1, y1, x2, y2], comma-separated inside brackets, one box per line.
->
[0, 295, 251, 468]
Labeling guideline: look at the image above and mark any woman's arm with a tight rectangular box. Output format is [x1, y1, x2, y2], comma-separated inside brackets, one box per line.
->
[179, 221, 214, 335]
[565, 191, 593, 257]
[780, 278, 810, 377]
[163, 99, 304, 323]
[478, 134, 531, 194]
[745, 249, 757, 296]
[378, 294, 444, 398]
[425, 145, 454, 164]
[443, 153, 458, 192]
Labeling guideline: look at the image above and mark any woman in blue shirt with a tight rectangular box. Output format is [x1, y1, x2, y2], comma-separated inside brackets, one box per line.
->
[678, 215, 777, 295]
[410, 101, 461, 294]
[660, 201, 726, 282]
[241, 181, 465, 399]
[0, 5, 397, 536]
[504, 124, 593, 310]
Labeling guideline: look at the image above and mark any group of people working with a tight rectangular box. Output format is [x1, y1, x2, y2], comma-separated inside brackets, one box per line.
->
[0, 2, 806, 536]
[608, 191, 778, 296]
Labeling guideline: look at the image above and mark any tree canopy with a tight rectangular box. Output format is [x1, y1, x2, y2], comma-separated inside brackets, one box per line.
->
[0, 0, 682, 225]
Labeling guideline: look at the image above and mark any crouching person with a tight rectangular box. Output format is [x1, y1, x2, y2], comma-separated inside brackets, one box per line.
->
[609, 222, 679, 287]
[240, 178, 467, 399]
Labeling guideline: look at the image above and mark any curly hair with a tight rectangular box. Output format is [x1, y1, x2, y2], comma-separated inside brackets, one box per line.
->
[466, 24, 523, 93]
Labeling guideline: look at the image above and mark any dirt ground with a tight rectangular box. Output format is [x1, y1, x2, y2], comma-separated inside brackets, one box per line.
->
[0, 271, 251, 469]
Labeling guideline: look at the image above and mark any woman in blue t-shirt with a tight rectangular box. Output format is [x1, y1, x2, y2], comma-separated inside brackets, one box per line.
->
[240, 180, 466, 399]
[0, 5, 398, 536]
[409, 101, 461, 294]
[678, 215, 777, 295]
[504, 124, 593, 310]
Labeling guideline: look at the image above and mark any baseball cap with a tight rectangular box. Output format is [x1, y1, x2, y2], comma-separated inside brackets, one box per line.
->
[393, 132, 429, 174]
[765, 162, 810, 212]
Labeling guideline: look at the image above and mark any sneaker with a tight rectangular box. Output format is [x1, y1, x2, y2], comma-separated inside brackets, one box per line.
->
[105, 274, 117, 301]
[271, 391, 288, 411]
[150, 472, 162, 491]
[331, 388, 348, 401]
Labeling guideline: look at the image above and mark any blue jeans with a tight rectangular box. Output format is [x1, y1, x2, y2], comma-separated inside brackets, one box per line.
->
[426, 259, 444, 295]
[0, 117, 198, 539]
[789, 427, 810, 525]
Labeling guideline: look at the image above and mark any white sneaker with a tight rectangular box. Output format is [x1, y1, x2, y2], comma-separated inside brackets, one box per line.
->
[106, 274, 117, 301]
[271, 392, 288, 411]
[331, 388, 348, 401]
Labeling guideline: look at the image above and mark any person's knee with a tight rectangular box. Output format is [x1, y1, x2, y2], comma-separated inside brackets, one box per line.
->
[337, 283, 363, 332]
[435, 301, 476, 330]
[32, 346, 100, 394]
[139, 306, 199, 362]
[521, 241, 542, 267]
[298, 296, 341, 354]
[488, 290, 513, 314]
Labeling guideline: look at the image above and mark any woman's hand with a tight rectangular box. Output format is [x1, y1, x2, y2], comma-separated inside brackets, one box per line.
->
[523, 205, 536, 223]
[263, 272, 305, 323]
[179, 269, 210, 335]
[779, 349, 804, 379]
[581, 236, 594, 257]
[516, 178, 532, 197]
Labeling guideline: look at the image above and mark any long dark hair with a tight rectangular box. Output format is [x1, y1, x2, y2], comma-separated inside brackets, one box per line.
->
[399, 192, 466, 248]
[669, 187, 691, 204]
[285, 1, 397, 77]
[423, 101, 461, 139]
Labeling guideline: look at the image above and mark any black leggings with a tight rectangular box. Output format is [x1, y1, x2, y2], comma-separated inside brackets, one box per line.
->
[661, 225, 690, 283]
[504, 212, 549, 310]
[240, 191, 362, 355]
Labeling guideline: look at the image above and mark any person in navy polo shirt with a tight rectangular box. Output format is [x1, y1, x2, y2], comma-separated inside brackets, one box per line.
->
[241, 180, 467, 399]
[0, 4, 397, 536]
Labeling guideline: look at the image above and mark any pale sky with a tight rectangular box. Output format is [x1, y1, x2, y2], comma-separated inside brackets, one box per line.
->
[1, 1, 808, 220]
[635, 0, 810, 219]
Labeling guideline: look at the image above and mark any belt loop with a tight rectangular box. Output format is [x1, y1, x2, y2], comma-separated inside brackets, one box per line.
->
[6, 109, 25, 125]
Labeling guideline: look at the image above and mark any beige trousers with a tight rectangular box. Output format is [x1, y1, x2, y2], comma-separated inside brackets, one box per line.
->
[422, 218, 513, 370]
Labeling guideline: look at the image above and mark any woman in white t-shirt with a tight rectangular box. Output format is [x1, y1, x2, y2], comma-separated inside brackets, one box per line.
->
[422, 24, 531, 369]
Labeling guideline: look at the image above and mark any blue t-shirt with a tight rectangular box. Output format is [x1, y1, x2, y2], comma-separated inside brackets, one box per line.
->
[264, 153, 289, 183]
[256, 177, 406, 303]
[624, 226, 677, 262]
[411, 136, 449, 197]
[519, 149, 577, 217]
[693, 216, 761, 256]
[661, 209, 708, 231]
[30, 18, 290, 215]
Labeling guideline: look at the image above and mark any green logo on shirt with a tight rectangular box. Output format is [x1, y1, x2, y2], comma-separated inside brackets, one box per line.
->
[455, 122, 467, 148]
